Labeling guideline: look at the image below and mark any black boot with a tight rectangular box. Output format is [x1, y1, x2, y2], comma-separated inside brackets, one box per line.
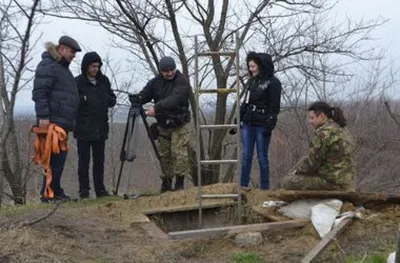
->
[96, 190, 110, 198]
[160, 178, 172, 193]
[174, 176, 184, 191]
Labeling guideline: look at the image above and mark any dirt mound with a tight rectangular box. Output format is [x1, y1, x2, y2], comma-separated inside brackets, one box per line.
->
[82, 183, 238, 222]
[1, 184, 399, 263]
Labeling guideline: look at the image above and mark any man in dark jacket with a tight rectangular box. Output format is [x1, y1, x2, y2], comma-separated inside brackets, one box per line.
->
[32, 35, 82, 202]
[137, 56, 191, 193]
[74, 52, 117, 199]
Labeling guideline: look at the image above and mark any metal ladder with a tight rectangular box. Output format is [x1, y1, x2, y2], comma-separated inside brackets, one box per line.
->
[194, 34, 242, 227]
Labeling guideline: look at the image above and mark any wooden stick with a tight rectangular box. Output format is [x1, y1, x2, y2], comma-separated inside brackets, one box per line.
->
[301, 218, 353, 263]
[395, 224, 400, 263]
[143, 201, 235, 215]
[21, 203, 61, 227]
[245, 190, 400, 205]
[168, 219, 309, 240]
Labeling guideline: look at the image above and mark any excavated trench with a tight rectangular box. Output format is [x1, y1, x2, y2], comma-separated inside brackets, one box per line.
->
[147, 204, 270, 233]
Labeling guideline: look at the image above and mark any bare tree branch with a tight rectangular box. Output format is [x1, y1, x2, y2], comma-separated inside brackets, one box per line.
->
[21, 203, 61, 226]
[384, 101, 400, 127]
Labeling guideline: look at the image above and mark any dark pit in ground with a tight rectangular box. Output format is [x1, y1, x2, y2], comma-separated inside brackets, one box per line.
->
[147, 205, 270, 232]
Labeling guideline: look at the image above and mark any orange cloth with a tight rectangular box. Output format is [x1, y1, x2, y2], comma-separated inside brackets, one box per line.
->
[31, 123, 68, 198]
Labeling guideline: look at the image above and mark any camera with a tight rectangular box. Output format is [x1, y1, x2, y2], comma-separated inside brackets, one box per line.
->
[128, 93, 142, 106]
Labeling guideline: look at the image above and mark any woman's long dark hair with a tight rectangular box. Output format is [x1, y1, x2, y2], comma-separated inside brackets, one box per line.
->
[308, 101, 347, 127]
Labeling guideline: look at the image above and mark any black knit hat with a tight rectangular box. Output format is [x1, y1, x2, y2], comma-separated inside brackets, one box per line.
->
[159, 56, 176, 71]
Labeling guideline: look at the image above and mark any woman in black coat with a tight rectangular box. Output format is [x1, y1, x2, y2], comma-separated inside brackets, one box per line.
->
[239, 52, 282, 190]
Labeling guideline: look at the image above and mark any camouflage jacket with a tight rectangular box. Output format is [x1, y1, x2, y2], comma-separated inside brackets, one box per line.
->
[293, 119, 356, 190]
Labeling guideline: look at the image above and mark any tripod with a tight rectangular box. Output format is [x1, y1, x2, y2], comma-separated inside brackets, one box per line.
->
[113, 97, 162, 198]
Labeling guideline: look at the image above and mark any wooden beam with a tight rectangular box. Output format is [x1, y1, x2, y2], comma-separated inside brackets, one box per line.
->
[396, 224, 400, 263]
[142, 201, 235, 215]
[251, 205, 290, 222]
[245, 190, 400, 205]
[168, 219, 309, 240]
[301, 218, 353, 263]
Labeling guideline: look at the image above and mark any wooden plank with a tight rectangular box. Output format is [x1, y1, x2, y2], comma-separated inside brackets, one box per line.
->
[301, 218, 353, 263]
[142, 201, 235, 215]
[396, 224, 400, 263]
[251, 205, 290, 222]
[201, 194, 239, 199]
[246, 190, 396, 205]
[168, 219, 309, 240]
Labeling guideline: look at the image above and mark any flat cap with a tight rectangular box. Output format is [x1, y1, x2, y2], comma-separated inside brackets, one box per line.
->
[58, 35, 82, 52]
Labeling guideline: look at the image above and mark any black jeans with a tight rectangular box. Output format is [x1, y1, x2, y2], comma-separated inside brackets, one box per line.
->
[40, 150, 68, 197]
[77, 140, 106, 196]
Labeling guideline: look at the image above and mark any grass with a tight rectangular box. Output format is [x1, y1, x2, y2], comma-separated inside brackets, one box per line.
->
[139, 188, 160, 196]
[230, 251, 264, 263]
[0, 202, 49, 216]
[64, 195, 122, 208]
[191, 241, 209, 254]
[0, 195, 123, 217]
[346, 254, 387, 263]
[346, 248, 395, 263]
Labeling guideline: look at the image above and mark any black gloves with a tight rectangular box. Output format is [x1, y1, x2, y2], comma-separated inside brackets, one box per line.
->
[229, 118, 238, 135]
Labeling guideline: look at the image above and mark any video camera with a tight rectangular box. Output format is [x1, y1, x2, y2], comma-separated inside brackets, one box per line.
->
[128, 93, 142, 106]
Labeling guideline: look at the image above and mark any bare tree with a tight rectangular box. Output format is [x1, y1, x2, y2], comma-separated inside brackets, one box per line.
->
[40, 0, 385, 185]
[0, 0, 41, 205]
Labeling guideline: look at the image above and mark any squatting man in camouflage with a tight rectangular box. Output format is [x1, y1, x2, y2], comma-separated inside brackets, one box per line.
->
[135, 56, 191, 193]
[281, 101, 356, 191]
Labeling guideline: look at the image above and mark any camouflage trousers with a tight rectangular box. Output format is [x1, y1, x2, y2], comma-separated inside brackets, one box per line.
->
[280, 174, 338, 191]
[157, 122, 190, 179]
[281, 158, 355, 191]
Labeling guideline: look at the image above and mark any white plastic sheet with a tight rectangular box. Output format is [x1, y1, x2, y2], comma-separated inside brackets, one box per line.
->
[278, 199, 323, 219]
[310, 200, 343, 238]
[387, 252, 396, 263]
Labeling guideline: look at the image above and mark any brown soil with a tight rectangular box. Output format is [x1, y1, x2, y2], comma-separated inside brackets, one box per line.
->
[1, 184, 399, 263]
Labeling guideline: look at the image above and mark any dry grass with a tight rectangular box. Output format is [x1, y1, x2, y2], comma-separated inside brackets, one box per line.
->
[1, 186, 399, 263]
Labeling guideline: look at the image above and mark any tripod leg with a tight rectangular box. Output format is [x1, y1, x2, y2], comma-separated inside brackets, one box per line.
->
[114, 108, 133, 195]
[113, 160, 125, 195]
[119, 108, 132, 162]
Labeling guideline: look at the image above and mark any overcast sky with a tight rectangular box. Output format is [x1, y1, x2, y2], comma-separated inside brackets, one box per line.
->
[15, 0, 400, 112]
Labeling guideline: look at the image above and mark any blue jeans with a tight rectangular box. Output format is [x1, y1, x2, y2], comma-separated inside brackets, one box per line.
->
[240, 123, 271, 189]
[40, 151, 68, 197]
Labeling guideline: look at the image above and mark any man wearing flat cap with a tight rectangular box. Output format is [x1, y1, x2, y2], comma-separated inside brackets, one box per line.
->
[32, 35, 82, 203]
[137, 56, 191, 193]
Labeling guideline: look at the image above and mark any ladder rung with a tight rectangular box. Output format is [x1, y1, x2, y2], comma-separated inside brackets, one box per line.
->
[201, 194, 239, 199]
[198, 88, 237, 94]
[198, 51, 236, 57]
[200, 159, 238, 164]
[200, 124, 237, 129]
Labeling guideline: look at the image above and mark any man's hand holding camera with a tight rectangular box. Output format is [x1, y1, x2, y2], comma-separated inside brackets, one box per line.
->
[146, 106, 156, 117]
